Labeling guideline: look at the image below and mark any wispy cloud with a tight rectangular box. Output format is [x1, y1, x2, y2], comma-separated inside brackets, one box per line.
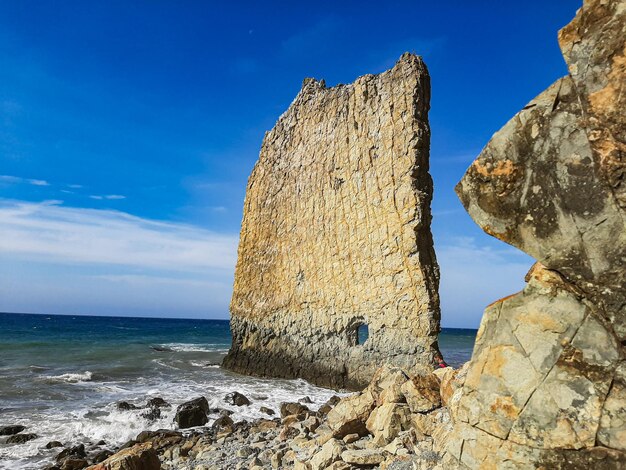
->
[0, 199, 238, 272]
[89, 194, 126, 200]
[0, 174, 50, 186]
[437, 236, 532, 328]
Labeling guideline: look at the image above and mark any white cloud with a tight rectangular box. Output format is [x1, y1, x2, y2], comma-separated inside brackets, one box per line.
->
[0, 199, 238, 272]
[437, 236, 533, 328]
[0, 174, 50, 186]
[0, 199, 533, 324]
[0, 175, 22, 184]
[90, 194, 126, 200]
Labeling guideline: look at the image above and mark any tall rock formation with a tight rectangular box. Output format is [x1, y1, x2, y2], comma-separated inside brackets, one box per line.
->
[446, 0, 626, 468]
[223, 53, 441, 390]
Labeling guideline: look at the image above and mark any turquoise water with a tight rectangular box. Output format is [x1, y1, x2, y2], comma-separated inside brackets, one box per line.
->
[0, 312, 476, 469]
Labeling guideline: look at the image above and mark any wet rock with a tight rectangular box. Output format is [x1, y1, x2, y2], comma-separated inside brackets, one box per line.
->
[141, 407, 161, 421]
[85, 442, 160, 470]
[60, 459, 89, 470]
[280, 402, 310, 418]
[0, 425, 26, 436]
[299, 396, 313, 404]
[175, 397, 209, 429]
[118, 440, 137, 451]
[318, 396, 341, 416]
[259, 406, 275, 416]
[92, 450, 113, 464]
[46, 440, 64, 449]
[116, 402, 139, 411]
[146, 397, 170, 408]
[56, 444, 87, 464]
[136, 430, 181, 443]
[6, 433, 38, 444]
[212, 415, 234, 433]
[225, 392, 251, 407]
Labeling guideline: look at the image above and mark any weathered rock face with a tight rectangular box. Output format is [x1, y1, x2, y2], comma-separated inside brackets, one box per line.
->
[446, 0, 626, 468]
[224, 53, 441, 390]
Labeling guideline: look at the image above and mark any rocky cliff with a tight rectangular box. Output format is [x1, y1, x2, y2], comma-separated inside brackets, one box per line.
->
[445, 0, 626, 467]
[223, 53, 441, 390]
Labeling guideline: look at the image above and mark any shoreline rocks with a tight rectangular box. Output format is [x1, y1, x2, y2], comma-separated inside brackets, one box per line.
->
[34, 365, 459, 469]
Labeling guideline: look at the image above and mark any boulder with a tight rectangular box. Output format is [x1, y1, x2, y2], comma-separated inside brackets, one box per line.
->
[0, 425, 26, 436]
[368, 365, 410, 406]
[225, 391, 251, 406]
[6, 433, 38, 444]
[341, 448, 386, 466]
[317, 396, 341, 416]
[365, 403, 412, 446]
[85, 443, 160, 470]
[60, 459, 89, 470]
[145, 397, 170, 408]
[135, 429, 182, 451]
[57, 444, 87, 462]
[141, 408, 160, 421]
[326, 390, 376, 438]
[400, 373, 441, 413]
[434, 363, 469, 407]
[309, 438, 344, 470]
[211, 415, 234, 434]
[280, 402, 310, 418]
[259, 406, 275, 416]
[92, 450, 113, 464]
[174, 397, 209, 429]
[410, 413, 437, 437]
[116, 402, 139, 411]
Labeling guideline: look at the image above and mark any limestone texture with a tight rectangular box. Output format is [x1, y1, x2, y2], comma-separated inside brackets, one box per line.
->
[446, 0, 626, 468]
[224, 53, 441, 390]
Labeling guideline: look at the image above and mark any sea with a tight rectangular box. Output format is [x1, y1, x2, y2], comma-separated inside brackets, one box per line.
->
[0, 312, 476, 469]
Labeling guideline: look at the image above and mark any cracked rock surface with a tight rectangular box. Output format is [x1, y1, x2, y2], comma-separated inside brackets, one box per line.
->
[223, 53, 441, 390]
[445, 0, 626, 468]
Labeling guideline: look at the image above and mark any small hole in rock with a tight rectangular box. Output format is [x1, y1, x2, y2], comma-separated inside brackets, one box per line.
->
[357, 324, 369, 345]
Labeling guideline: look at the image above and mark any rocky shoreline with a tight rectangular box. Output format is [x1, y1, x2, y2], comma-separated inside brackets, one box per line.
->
[2, 364, 466, 470]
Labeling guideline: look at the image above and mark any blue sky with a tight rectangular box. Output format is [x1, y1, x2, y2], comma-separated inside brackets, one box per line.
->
[0, 1, 579, 326]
